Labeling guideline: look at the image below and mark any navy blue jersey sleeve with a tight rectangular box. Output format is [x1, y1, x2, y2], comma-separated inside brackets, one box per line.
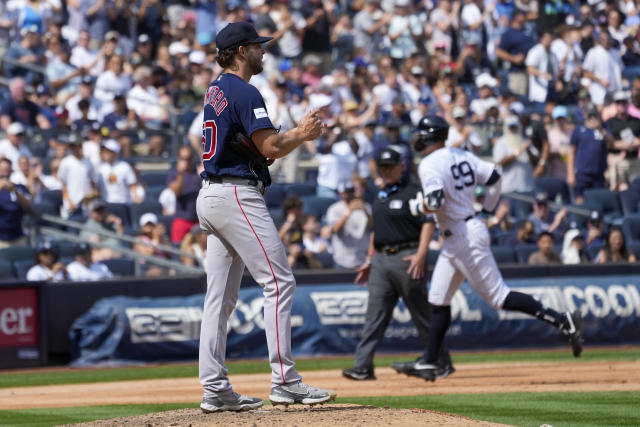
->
[570, 127, 579, 147]
[0, 100, 10, 118]
[498, 30, 510, 51]
[236, 84, 275, 137]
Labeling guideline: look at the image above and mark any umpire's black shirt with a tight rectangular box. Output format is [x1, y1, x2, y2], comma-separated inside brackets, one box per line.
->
[372, 179, 431, 248]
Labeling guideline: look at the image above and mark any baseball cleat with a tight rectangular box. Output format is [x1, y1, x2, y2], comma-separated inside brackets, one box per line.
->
[269, 380, 336, 406]
[434, 364, 456, 379]
[406, 362, 437, 381]
[392, 358, 455, 380]
[564, 310, 584, 357]
[200, 392, 263, 413]
[342, 367, 376, 381]
[391, 359, 417, 374]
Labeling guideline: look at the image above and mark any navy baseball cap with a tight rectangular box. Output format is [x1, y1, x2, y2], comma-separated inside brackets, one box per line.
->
[215, 22, 272, 51]
[75, 242, 91, 255]
[377, 148, 402, 166]
[37, 241, 58, 255]
[337, 181, 355, 193]
[535, 192, 549, 204]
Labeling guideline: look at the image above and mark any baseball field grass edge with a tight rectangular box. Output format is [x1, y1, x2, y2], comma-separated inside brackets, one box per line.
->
[0, 403, 199, 427]
[0, 391, 638, 427]
[340, 391, 640, 427]
[0, 347, 637, 389]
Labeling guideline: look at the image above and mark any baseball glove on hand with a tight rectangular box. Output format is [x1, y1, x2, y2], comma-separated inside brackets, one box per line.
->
[227, 125, 274, 167]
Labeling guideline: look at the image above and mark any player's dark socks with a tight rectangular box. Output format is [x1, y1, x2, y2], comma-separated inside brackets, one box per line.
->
[503, 291, 566, 329]
[423, 305, 451, 364]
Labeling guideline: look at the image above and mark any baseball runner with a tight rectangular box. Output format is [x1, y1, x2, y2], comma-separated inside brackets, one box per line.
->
[394, 115, 584, 381]
[196, 22, 335, 412]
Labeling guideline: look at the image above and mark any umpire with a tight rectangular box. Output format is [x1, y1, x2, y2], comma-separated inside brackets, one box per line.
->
[342, 148, 453, 381]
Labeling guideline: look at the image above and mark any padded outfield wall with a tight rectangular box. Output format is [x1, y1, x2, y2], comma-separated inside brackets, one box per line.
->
[1, 265, 640, 367]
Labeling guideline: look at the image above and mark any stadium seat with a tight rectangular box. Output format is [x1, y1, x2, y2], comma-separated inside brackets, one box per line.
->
[619, 190, 640, 216]
[139, 170, 170, 187]
[314, 251, 335, 268]
[180, 110, 198, 128]
[567, 202, 601, 229]
[301, 196, 336, 222]
[104, 203, 132, 229]
[514, 244, 539, 264]
[40, 189, 63, 211]
[491, 245, 518, 264]
[144, 185, 165, 203]
[157, 215, 176, 234]
[553, 243, 563, 258]
[101, 258, 135, 277]
[587, 243, 604, 261]
[534, 177, 571, 204]
[583, 189, 623, 224]
[628, 242, 640, 258]
[30, 202, 62, 229]
[285, 183, 317, 198]
[269, 207, 284, 227]
[50, 240, 77, 258]
[504, 191, 534, 221]
[0, 245, 37, 263]
[493, 230, 517, 246]
[13, 259, 35, 280]
[129, 201, 163, 229]
[59, 256, 74, 265]
[0, 259, 15, 280]
[264, 183, 287, 209]
[622, 215, 640, 245]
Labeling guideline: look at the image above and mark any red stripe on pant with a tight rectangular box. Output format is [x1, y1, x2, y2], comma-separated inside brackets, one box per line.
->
[234, 187, 286, 384]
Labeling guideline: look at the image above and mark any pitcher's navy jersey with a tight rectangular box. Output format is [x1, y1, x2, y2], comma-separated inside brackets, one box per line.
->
[200, 73, 275, 185]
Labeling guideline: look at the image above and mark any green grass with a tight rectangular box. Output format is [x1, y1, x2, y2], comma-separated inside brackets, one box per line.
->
[341, 391, 640, 427]
[0, 403, 198, 427]
[0, 347, 638, 389]
[1, 392, 638, 427]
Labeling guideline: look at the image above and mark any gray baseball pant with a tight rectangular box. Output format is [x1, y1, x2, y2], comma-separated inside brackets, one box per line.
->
[353, 248, 443, 370]
[196, 180, 302, 398]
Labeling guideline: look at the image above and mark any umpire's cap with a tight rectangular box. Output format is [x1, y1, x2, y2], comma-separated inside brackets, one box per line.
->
[410, 115, 449, 152]
[377, 148, 402, 166]
[215, 22, 273, 51]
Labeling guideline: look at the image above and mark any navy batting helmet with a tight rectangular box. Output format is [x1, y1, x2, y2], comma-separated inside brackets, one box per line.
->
[410, 115, 449, 152]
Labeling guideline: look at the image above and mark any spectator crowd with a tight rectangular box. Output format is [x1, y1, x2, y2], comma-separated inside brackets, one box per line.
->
[2, 0, 640, 281]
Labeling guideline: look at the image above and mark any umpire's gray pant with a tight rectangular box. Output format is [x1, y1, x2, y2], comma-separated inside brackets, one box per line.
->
[354, 248, 438, 370]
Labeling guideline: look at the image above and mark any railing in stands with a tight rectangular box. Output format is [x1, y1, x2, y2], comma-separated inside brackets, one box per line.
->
[502, 192, 592, 216]
[37, 213, 203, 276]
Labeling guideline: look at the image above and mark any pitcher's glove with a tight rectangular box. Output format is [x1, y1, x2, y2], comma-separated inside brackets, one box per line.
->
[228, 128, 274, 167]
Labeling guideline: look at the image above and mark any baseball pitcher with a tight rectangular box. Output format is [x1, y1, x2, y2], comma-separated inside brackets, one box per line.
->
[196, 22, 335, 412]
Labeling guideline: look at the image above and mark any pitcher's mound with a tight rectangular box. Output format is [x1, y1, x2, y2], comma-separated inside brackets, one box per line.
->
[74, 404, 510, 426]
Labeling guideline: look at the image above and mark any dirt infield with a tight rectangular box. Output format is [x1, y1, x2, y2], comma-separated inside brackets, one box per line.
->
[75, 405, 511, 427]
[2, 360, 639, 426]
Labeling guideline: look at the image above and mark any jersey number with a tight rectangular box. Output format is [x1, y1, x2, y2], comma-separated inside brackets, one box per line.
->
[450, 161, 475, 190]
[202, 120, 217, 161]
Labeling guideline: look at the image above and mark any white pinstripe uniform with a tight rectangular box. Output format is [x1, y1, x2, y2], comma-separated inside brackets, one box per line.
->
[418, 147, 511, 309]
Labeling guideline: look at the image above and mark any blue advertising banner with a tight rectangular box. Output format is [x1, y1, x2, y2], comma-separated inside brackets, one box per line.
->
[70, 276, 640, 366]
